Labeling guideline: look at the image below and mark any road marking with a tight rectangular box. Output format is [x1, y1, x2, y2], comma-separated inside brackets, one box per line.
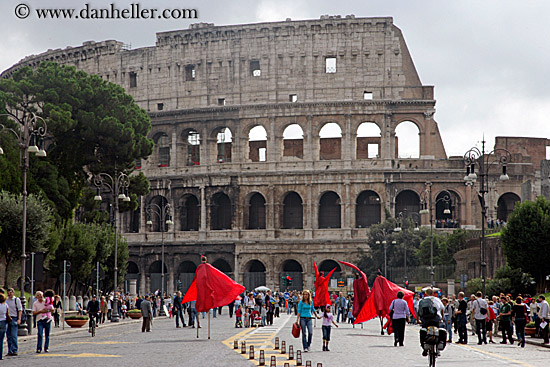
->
[37, 353, 121, 358]
[70, 341, 137, 345]
[457, 344, 535, 366]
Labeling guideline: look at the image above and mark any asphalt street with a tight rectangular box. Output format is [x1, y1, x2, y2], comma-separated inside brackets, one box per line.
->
[3, 312, 549, 366]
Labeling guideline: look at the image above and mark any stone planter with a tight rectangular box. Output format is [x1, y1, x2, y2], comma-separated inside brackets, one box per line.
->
[65, 319, 88, 328]
[525, 327, 536, 336]
[128, 312, 142, 319]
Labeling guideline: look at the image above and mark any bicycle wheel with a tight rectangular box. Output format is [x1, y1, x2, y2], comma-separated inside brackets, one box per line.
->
[429, 348, 436, 367]
[91, 319, 96, 337]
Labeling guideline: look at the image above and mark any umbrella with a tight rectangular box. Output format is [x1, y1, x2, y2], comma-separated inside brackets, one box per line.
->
[255, 286, 270, 292]
[421, 286, 441, 292]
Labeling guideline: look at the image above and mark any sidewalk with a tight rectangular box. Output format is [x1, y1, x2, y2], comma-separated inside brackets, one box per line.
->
[466, 323, 550, 349]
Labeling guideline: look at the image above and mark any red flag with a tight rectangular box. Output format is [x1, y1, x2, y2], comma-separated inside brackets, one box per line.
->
[338, 261, 370, 318]
[181, 263, 245, 312]
[313, 262, 336, 308]
[354, 275, 414, 325]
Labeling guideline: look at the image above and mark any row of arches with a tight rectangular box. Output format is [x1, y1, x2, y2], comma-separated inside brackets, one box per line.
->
[149, 121, 422, 167]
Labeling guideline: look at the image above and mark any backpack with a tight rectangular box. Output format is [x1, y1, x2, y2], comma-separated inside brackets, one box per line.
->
[418, 297, 437, 319]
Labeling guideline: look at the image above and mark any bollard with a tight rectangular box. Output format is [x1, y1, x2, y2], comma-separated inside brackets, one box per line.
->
[241, 341, 246, 354]
[317, 364, 323, 367]
[234, 340, 239, 349]
[259, 350, 265, 366]
[288, 345, 294, 360]
[306, 361, 312, 367]
[281, 340, 286, 354]
[284, 363, 290, 367]
[249, 345, 255, 360]
[296, 350, 303, 366]
[274, 337, 279, 349]
[270, 356, 276, 367]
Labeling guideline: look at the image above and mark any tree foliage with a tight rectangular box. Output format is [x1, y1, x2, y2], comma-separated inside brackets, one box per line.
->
[466, 265, 536, 296]
[501, 196, 550, 293]
[416, 229, 468, 266]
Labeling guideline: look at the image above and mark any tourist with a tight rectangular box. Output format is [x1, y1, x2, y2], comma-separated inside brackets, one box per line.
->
[321, 304, 338, 351]
[389, 291, 410, 347]
[497, 296, 513, 344]
[336, 292, 347, 323]
[537, 295, 549, 344]
[512, 296, 528, 347]
[297, 290, 320, 352]
[52, 295, 62, 328]
[32, 291, 51, 353]
[442, 298, 453, 343]
[140, 295, 153, 332]
[472, 291, 488, 345]
[6, 288, 22, 356]
[100, 296, 108, 323]
[0, 292, 9, 360]
[486, 300, 497, 343]
[455, 292, 468, 344]
[173, 291, 186, 328]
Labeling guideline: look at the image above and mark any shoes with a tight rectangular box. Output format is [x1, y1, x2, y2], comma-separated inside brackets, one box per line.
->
[394, 340, 398, 347]
[489, 340, 496, 344]
[447, 340, 452, 343]
[422, 350, 428, 357]
[322, 346, 326, 351]
[304, 348, 308, 353]
[45, 349, 49, 353]
[484, 341, 487, 344]
[477, 342, 482, 345]
[176, 326, 181, 328]
[399, 343, 404, 347]
[326, 347, 330, 351]
[500, 341, 507, 344]
[36, 350, 41, 354]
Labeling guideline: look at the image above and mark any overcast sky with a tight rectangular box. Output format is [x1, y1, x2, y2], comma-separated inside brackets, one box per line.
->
[1, 0, 549, 158]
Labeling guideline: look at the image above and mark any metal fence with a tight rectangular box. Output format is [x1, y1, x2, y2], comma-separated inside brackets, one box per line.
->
[387, 264, 456, 284]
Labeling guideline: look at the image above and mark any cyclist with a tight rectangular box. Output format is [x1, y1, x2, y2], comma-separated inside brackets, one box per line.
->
[86, 295, 101, 333]
[418, 288, 445, 356]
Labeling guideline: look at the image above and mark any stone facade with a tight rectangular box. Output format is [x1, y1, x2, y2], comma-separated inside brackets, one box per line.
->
[3, 16, 549, 295]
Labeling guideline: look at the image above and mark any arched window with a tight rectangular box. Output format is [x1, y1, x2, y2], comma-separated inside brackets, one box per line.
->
[356, 190, 381, 227]
[283, 124, 304, 158]
[212, 259, 232, 275]
[248, 126, 267, 162]
[180, 194, 200, 231]
[184, 129, 200, 166]
[211, 192, 232, 230]
[395, 121, 420, 158]
[319, 260, 342, 280]
[244, 260, 266, 291]
[148, 260, 167, 294]
[497, 193, 521, 221]
[248, 193, 266, 229]
[216, 127, 232, 163]
[177, 261, 197, 293]
[282, 192, 303, 229]
[319, 191, 341, 228]
[154, 132, 170, 167]
[395, 190, 421, 217]
[357, 122, 381, 159]
[319, 123, 342, 160]
[281, 260, 303, 291]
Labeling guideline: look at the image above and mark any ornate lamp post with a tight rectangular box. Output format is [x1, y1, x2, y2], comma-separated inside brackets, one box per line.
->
[463, 139, 511, 296]
[375, 228, 396, 278]
[419, 182, 452, 287]
[93, 168, 131, 322]
[145, 201, 173, 315]
[1, 111, 47, 335]
[394, 210, 420, 286]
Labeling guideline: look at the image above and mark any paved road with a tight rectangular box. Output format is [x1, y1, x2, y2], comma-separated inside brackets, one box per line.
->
[4, 312, 549, 366]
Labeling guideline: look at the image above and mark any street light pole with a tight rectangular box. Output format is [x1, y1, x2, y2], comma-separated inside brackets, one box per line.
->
[375, 229, 397, 278]
[1, 111, 47, 336]
[93, 167, 131, 322]
[146, 201, 173, 315]
[464, 139, 511, 296]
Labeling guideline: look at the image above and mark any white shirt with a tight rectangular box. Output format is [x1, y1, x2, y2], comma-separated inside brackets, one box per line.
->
[6, 296, 22, 317]
[423, 296, 445, 316]
[473, 298, 489, 320]
[539, 300, 549, 319]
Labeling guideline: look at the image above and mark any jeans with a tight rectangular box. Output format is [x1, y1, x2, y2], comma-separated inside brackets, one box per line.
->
[336, 307, 345, 322]
[475, 318, 487, 343]
[444, 315, 452, 341]
[515, 318, 526, 346]
[213, 308, 217, 318]
[37, 318, 51, 352]
[300, 318, 313, 350]
[457, 314, 468, 343]
[322, 325, 332, 341]
[175, 308, 185, 327]
[0, 320, 7, 359]
[7, 318, 18, 353]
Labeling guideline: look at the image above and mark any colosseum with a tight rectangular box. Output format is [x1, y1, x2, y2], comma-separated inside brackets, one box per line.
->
[3, 15, 549, 295]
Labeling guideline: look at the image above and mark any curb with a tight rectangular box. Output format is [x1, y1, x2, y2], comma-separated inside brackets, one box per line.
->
[466, 324, 550, 349]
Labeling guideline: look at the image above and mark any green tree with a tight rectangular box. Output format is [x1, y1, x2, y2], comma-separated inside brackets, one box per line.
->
[0, 190, 55, 286]
[501, 197, 550, 293]
[466, 265, 535, 296]
[417, 229, 468, 266]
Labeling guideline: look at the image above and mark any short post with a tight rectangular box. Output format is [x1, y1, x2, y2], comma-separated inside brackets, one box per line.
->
[281, 340, 286, 354]
[274, 337, 279, 349]
[284, 363, 290, 367]
[296, 350, 303, 366]
[317, 364, 323, 367]
[306, 361, 312, 367]
[249, 345, 255, 360]
[270, 356, 276, 367]
[234, 340, 238, 349]
[288, 345, 294, 360]
[259, 350, 265, 366]
[241, 341, 246, 354]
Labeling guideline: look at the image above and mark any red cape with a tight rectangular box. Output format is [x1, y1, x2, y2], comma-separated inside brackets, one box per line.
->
[354, 276, 415, 325]
[338, 261, 370, 318]
[313, 262, 336, 308]
[181, 263, 245, 312]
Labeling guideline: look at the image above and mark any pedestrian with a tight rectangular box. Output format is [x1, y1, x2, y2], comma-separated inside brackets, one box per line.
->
[6, 288, 22, 356]
[512, 296, 528, 347]
[537, 295, 549, 344]
[235, 305, 243, 328]
[140, 295, 153, 332]
[52, 295, 62, 328]
[0, 292, 9, 360]
[497, 296, 514, 344]
[442, 298, 453, 343]
[32, 291, 51, 353]
[297, 290, 320, 352]
[455, 292, 468, 344]
[100, 296, 108, 324]
[389, 291, 410, 347]
[173, 291, 186, 328]
[228, 300, 235, 318]
[472, 291, 488, 345]
[321, 304, 338, 351]
[486, 300, 497, 343]
[336, 292, 346, 323]
[188, 300, 198, 328]
[260, 302, 267, 327]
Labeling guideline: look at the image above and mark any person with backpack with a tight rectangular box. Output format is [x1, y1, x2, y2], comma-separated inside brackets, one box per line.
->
[472, 291, 488, 345]
[417, 288, 445, 356]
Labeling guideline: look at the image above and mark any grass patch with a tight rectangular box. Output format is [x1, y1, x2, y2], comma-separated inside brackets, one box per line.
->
[486, 232, 501, 237]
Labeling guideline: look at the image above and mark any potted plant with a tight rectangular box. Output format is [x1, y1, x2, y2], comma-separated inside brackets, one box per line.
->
[525, 321, 536, 336]
[65, 315, 89, 328]
[128, 309, 142, 319]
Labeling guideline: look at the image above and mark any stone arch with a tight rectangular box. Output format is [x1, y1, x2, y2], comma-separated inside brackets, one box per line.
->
[212, 127, 232, 163]
[395, 120, 420, 158]
[280, 259, 304, 291]
[356, 190, 382, 228]
[243, 259, 267, 290]
[248, 125, 268, 162]
[319, 259, 342, 281]
[181, 128, 201, 166]
[319, 122, 342, 160]
[282, 191, 303, 229]
[153, 131, 170, 167]
[497, 192, 520, 222]
[125, 261, 140, 295]
[212, 258, 233, 275]
[395, 190, 421, 216]
[179, 194, 200, 231]
[434, 190, 461, 226]
[210, 192, 232, 230]
[356, 122, 381, 159]
[177, 261, 197, 294]
[282, 123, 304, 159]
[147, 195, 169, 232]
[148, 260, 168, 294]
[319, 191, 341, 229]
[247, 192, 266, 229]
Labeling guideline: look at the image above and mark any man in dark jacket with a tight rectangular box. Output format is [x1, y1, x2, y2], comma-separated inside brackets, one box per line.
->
[140, 295, 153, 332]
[173, 291, 186, 328]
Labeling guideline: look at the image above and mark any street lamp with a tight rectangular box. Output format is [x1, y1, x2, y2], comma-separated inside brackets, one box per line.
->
[420, 182, 452, 287]
[0, 111, 47, 336]
[375, 228, 397, 278]
[93, 168, 131, 322]
[145, 201, 173, 315]
[394, 209, 420, 286]
[463, 139, 511, 296]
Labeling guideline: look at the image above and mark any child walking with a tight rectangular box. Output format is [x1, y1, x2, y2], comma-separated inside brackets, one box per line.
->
[322, 304, 338, 351]
[235, 305, 243, 328]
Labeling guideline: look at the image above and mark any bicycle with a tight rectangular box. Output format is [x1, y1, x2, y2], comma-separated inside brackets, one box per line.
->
[88, 313, 98, 337]
[421, 325, 446, 367]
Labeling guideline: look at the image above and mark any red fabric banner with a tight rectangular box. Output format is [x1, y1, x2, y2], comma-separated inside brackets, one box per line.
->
[313, 261, 336, 308]
[338, 261, 370, 318]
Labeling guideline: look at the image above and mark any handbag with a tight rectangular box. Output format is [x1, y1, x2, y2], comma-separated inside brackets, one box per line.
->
[292, 322, 301, 338]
